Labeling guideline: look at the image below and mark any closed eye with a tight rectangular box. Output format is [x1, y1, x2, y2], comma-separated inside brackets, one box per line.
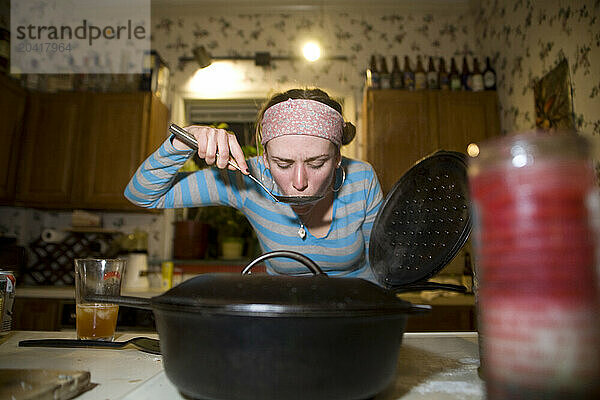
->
[308, 162, 325, 169]
[270, 155, 331, 170]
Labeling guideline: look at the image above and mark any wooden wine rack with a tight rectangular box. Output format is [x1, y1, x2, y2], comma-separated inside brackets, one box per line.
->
[24, 231, 120, 285]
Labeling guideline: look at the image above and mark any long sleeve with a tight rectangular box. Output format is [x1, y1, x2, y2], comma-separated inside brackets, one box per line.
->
[125, 145, 385, 284]
[362, 166, 384, 263]
[124, 136, 247, 209]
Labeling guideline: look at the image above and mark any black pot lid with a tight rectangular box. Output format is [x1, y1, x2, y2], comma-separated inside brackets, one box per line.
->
[369, 150, 471, 289]
[151, 272, 417, 317]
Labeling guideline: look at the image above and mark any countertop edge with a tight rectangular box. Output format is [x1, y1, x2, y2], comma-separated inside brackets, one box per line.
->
[15, 286, 476, 305]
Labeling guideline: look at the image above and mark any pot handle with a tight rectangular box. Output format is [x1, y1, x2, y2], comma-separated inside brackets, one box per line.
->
[407, 304, 432, 314]
[242, 250, 326, 276]
[393, 282, 467, 293]
[84, 294, 153, 310]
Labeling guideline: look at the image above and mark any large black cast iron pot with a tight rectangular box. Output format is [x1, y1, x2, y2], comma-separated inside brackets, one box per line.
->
[91, 150, 471, 400]
[97, 251, 428, 400]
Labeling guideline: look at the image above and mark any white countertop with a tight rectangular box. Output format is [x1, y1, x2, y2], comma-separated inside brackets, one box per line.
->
[0, 331, 163, 400]
[0, 331, 483, 399]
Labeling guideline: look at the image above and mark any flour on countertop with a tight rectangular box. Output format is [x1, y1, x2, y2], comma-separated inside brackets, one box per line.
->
[413, 380, 483, 396]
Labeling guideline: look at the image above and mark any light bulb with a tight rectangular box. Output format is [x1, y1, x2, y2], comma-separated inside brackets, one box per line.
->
[467, 143, 480, 158]
[302, 42, 321, 62]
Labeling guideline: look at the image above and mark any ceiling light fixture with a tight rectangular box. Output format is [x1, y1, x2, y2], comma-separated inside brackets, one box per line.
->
[178, 46, 347, 70]
[192, 46, 212, 69]
[302, 42, 321, 62]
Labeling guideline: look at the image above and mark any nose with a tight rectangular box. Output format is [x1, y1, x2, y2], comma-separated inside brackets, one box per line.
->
[292, 164, 308, 192]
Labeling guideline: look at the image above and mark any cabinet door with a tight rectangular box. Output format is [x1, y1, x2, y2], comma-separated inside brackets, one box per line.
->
[405, 305, 476, 332]
[13, 298, 61, 331]
[436, 91, 500, 153]
[365, 90, 437, 194]
[79, 93, 151, 208]
[17, 93, 85, 206]
[148, 94, 169, 156]
[0, 76, 26, 202]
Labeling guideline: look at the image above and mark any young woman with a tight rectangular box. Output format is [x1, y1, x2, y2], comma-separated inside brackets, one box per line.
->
[125, 88, 384, 282]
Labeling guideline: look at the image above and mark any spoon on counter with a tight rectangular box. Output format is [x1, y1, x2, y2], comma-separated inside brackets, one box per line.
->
[19, 337, 161, 355]
[168, 123, 324, 206]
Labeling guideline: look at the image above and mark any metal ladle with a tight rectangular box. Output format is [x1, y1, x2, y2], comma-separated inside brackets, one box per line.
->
[168, 123, 324, 206]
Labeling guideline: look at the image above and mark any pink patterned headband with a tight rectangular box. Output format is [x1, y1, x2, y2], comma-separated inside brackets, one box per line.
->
[261, 98, 344, 147]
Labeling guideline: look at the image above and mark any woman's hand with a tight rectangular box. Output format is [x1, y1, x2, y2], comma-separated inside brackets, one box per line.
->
[173, 125, 249, 174]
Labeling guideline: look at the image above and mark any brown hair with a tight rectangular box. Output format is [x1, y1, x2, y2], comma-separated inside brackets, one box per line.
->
[255, 88, 356, 151]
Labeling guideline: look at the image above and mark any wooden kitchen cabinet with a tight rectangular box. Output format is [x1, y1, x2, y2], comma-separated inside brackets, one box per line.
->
[79, 93, 168, 208]
[13, 296, 156, 332]
[13, 297, 64, 331]
[0, 75, 27, 203]
[436, 91, 501, 153]
[397, 293, 477, 332]
[17, 92, 169, 209]
[362, 89, 500, 194]
[16, 92, 86, 205]
[405, 304, 476, 332]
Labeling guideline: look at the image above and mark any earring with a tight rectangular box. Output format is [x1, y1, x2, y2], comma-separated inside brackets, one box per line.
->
[260, 166, 275, 192]
[332, 167, 346, 192]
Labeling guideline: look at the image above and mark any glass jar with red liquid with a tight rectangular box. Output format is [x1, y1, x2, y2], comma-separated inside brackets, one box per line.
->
[468, 131, 600, 399]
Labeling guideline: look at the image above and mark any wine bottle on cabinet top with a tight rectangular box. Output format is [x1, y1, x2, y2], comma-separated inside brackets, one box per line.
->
[391, 55, 403, 89]
[426, 57, 439, 89]
[414, 56, 427, 90]
[449, 58, 461, 91]
[367, 55, 380, 89]
[439, 58, 450, 90]
[471, 57, 484, 92]
[461, 56, 471, 91]
[483, 56, 497, 90]
[403, 56, 415, 91]
[380, 56, 391, 89]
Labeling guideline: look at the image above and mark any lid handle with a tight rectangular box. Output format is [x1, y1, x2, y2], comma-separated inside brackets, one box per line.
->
[242, 250, 326, 276]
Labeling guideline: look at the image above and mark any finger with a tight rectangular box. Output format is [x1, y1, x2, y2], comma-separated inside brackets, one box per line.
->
[215, 129, 230, 169]
[228, 133, 250, 174]
[185, 125, 208, 157]
[172, 125, 199, 151]
[204, 128, 218, 165]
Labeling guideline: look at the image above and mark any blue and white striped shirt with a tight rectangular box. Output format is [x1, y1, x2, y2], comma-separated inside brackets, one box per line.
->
[125, 136, 384, 282]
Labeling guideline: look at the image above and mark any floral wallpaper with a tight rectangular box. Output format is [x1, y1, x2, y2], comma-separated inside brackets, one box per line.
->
[473, 0, 600, 136]
[152, 0, 598, 141]
[153, 11, 478, 89]
[151, 4, 480, 145]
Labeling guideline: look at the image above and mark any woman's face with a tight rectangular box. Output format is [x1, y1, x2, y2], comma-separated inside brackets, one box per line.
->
[263, 135, 340, 200]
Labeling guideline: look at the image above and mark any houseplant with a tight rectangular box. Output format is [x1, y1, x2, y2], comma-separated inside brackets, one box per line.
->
[175, 123, 258, 259]
[194, 206, 252, 260]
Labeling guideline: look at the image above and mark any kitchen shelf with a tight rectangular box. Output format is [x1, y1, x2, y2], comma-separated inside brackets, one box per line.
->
[64, 228, 122, 234]
[172, 259, 265, 274]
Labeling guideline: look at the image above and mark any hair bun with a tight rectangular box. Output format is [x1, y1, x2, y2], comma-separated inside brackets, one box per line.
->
[342, 122, 356, 146]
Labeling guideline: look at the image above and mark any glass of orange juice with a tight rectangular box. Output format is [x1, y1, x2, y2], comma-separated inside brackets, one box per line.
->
[74, 258, 126, 341]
